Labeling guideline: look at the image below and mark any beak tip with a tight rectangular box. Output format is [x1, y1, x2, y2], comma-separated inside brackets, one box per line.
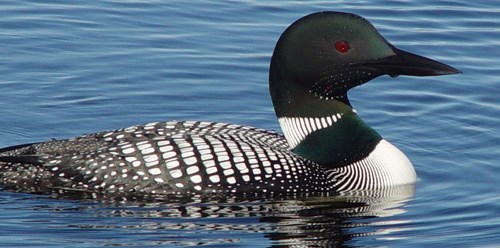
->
[439, 66, 462, 75]
[390, 48, 463, 77]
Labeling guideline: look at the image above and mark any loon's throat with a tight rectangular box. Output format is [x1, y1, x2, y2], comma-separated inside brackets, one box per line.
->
[276, 95, 382, 168]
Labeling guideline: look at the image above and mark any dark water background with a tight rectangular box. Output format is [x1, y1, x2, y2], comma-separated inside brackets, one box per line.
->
[0, 0, 499, 247]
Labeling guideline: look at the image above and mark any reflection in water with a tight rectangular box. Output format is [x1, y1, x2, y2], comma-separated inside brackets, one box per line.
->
[263, 185, 415, 247]
[60, 184, 415, 247]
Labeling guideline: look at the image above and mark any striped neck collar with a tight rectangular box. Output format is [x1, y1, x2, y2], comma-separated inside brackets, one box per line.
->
[276, 100, 382, 168]
[278, 113, 344, 149]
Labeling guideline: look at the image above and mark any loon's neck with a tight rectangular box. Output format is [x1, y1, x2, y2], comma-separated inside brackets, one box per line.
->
[273, 87, 381, 168]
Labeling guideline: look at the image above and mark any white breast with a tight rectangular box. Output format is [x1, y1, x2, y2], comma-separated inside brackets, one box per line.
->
[328, 139, 417, 191]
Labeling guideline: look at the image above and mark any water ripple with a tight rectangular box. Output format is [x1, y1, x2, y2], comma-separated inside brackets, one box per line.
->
[0, 0, 499, 247]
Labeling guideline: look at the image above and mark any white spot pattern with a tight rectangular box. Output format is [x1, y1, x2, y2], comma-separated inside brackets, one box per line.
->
[0, 120, 415, 198]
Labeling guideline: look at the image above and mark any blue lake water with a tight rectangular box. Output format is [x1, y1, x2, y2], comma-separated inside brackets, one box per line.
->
[0, 0, 499, 247]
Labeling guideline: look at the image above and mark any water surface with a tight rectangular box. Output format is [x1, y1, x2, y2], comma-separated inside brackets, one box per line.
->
[0, 0, 499, 247]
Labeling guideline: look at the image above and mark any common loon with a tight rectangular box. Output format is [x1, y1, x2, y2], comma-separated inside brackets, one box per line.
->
[0, 12, 460, 198]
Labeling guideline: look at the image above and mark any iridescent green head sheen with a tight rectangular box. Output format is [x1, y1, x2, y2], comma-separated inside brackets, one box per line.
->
[269, 11, 460, 117]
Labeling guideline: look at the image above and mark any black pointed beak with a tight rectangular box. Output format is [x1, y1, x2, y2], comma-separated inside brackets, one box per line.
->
[359, 46, 462, 77]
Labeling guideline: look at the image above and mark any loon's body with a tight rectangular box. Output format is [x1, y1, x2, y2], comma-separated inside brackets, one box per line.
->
[0, 12, 459, 198]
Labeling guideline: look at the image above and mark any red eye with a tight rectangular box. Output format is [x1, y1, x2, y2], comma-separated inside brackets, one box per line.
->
[335, 41, 350, 53]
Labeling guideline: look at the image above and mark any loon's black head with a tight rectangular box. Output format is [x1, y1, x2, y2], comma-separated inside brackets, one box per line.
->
[269, 11, 461, 116]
